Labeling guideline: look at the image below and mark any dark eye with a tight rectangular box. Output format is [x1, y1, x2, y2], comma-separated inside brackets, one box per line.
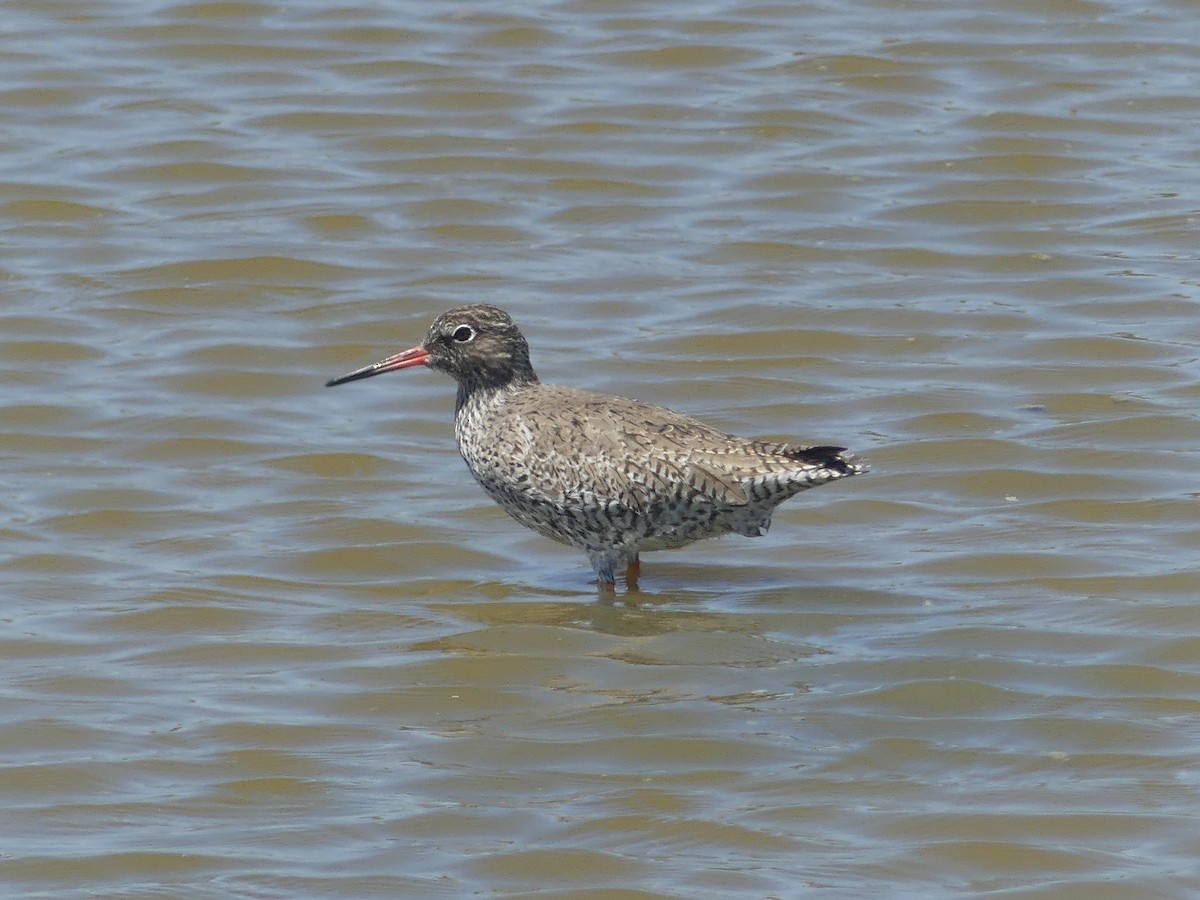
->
[451, 325, 475, 343]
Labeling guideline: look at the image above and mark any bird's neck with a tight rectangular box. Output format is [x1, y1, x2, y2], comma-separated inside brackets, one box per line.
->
[454, 366, 539, 416]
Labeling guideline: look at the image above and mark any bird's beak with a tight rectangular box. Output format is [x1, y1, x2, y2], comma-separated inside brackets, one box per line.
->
[325, 343, 430, 387]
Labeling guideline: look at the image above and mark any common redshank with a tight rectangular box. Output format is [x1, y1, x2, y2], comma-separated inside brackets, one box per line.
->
[326, 305, 867, 588]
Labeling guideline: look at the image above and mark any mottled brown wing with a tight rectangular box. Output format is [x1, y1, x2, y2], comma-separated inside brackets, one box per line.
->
[546, 388, 755, 507]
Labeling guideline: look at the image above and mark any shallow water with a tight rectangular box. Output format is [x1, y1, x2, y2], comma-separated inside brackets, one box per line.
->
[3, 0, 1199, 896]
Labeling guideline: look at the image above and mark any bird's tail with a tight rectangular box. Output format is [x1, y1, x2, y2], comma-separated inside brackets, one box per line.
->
[787, 444, 870, 477]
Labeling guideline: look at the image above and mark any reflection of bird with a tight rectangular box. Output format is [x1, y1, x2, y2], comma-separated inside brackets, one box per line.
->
[327, 304, 867, 588]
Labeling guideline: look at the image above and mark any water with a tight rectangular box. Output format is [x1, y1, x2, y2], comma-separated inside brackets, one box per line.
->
[3, 0, 1199, 896]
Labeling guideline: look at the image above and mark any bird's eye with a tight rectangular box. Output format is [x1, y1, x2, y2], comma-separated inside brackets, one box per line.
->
[451, 325, 475, 343]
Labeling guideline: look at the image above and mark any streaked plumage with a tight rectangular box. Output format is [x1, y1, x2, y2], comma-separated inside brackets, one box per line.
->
[327, 304, 867, 587]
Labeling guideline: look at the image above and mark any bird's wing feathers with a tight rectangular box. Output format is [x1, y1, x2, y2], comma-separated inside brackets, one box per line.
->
[500, 386, 797, 508]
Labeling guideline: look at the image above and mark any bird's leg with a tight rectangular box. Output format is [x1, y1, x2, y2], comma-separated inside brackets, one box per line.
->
[624, 556, 641, 590]
[589, 549, 619, 593]
[590, 550, 641, 593]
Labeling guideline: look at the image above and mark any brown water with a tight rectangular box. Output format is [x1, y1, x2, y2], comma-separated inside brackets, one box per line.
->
[3, 1, 1199, 896]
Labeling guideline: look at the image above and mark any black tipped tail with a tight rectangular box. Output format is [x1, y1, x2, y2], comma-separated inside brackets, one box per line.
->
[788, 444, 870, 476]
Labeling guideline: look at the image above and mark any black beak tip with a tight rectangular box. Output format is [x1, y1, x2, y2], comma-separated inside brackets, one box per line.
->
[324, 366, 379, 388]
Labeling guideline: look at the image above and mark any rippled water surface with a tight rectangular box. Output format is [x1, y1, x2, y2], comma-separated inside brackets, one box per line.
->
[3, 1, 1199, 896]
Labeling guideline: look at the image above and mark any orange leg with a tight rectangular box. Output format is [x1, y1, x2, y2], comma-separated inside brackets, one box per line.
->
[625, 556, 641, 588]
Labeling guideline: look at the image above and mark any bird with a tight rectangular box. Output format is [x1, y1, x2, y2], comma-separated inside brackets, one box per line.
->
[326, 304, 867, 589]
